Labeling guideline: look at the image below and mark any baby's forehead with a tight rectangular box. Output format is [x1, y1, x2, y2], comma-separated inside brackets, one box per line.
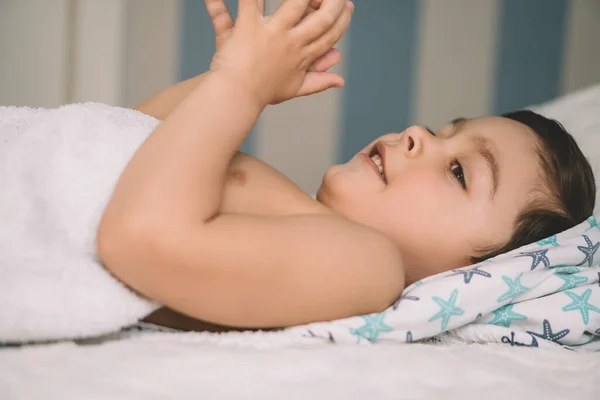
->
[458, 116, 540, 150]
[474, 117, 544, 191]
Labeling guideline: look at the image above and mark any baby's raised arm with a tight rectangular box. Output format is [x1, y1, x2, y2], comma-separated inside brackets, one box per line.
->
[98, 0, 404, 328]
[135, 0, 342, 121]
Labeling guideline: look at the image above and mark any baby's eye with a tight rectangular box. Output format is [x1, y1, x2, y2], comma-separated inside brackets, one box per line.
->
[450, 160, 466, 190]
[425, 126, 436, 136]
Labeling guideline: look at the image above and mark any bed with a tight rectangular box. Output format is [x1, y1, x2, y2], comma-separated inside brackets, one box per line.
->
[2, 83, 600, 399]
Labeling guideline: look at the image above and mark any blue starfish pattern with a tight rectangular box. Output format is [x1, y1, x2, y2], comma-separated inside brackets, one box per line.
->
[598, 272, 600, 287]
[501, 332, 539, 348]
[537, 235, 559, 247]
[428, 289, 464, 331]
[406, 331, 413, 343]
[562, 289, 600, 325]
[526, 319, 570, 344]
[518, 249, 550, 270]
[587, 216, 599, 232]
[392, 293, 420, 310]
[497, 273, 530, 303]
[555, 273, 588, 291]
[576, 235, 599, 268]
[488, 304, 528, 328]
[303, 330, 336, 343]
[350, 313, 393, 343]
[452, 266, 492, 284]
[595, 328, 600, 336]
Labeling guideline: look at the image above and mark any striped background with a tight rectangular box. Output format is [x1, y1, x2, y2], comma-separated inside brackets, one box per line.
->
[2, 0, 600, 193]
[182, 0, 600, 192]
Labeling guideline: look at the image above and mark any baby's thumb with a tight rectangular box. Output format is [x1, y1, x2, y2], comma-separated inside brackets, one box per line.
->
[297, 72, 345, 97]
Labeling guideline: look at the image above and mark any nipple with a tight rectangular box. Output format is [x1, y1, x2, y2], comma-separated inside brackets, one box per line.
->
[227, 169, 247, 186]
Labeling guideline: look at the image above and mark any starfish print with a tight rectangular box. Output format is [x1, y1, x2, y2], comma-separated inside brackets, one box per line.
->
[526, 319, 570, 343]
[518, 249, 550, 270]
[555, 273, 588, 291]
[428, 289, 464, 331]
[551, 266, 580, 274]
[303, 330, 336, 343]
[350, 313, 393, 343]
[488, 304, 528, 328]
[501, 332, 539, 348]
[406, 331, 413, 343]
[537, 235, 559, 247]
[598, 272, 600, 288]
[392, 293, 420, 310]
[562, 289, 600, 325]
[576, 235, 599, 268]
[451, 266, 492, 284]
[587, 216, 599, 232]
[595, 328, 600, 336]
[497, 273, 530, 303]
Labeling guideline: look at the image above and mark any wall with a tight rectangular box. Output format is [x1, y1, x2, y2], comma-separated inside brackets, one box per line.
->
[1, 0, 600, 193]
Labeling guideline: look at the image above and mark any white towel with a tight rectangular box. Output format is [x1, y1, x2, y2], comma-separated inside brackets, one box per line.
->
[0, 103, 160, 342]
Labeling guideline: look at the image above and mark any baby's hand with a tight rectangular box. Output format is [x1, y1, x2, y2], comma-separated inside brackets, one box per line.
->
[206, 0, 343, 89]
[208, 0, 353, 106]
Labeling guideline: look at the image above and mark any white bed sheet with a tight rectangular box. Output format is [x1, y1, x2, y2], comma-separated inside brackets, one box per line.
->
[1, 337, 599, 399]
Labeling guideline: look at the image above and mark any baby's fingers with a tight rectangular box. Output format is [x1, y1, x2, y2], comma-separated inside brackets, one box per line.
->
[205, 0, 234, 41]
[294, 0, 348, 44]
[304, 1, 352, 63]
[271, 0, 311, 28]
[308, 48, 341, 72]
[296, 71, 344, 97]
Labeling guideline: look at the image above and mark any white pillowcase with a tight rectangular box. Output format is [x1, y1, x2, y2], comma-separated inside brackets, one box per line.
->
[530, 83, 600, 211]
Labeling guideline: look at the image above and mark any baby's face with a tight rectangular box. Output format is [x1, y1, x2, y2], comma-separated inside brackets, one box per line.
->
[317, 117, 543, 285]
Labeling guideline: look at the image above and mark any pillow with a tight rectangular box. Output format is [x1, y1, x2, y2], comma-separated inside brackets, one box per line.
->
[530, 83, 600, 211]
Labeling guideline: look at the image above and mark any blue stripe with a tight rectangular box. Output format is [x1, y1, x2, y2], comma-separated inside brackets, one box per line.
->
[492, 0, 569, 115]
[179, 0, 254, 154]
[339, 1, 420, 162]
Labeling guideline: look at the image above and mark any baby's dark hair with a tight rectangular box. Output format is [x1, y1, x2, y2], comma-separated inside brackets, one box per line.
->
[471, 110, 596, 263]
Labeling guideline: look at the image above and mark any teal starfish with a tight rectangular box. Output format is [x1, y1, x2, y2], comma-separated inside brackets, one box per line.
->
[428, 289, 464, 331]
[576, 235, 599, 268]
[552, 266, 580, 274]
[562, 289, 600, 325]
[555, 273, 588, 291]
[350, 313, 393, 343]
[537, 235, 559, 247]
[497, 273, 530, 303]
[587, 216, 599, 232]
[488, 304, 528, 328]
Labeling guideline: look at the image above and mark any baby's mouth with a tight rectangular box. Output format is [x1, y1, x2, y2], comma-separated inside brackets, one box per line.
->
[368, 142, 387, 183]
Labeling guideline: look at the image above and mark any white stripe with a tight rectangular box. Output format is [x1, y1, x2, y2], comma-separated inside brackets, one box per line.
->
[561, 1, 600, 95]
[71, 0, 127, 105]
[412, 0, 499, 128]
[71, 0, 181, 107]
[0, 0, 71, 107]
[122, 0, 181, 108]
[257, 0, 345, 193]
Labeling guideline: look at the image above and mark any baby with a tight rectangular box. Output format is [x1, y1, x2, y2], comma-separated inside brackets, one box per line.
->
[98, 0, 596, 331]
